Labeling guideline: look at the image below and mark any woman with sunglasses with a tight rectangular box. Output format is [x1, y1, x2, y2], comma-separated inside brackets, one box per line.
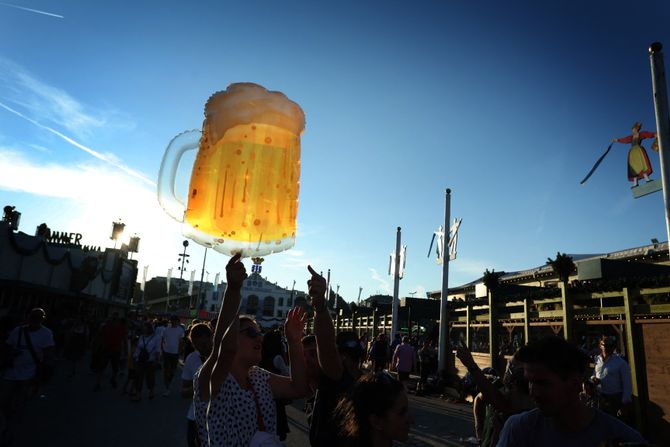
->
[193, 254, 309, 447]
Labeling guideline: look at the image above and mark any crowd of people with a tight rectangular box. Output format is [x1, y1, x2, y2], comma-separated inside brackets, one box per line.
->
[0, 253, 654, 446]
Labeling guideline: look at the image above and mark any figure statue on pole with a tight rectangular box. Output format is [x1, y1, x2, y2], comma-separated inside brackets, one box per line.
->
[581, 122, 661, 197]
[613, 122, 658, 187]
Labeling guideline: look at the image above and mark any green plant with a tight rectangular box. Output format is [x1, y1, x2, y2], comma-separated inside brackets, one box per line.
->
[547, 252, 575, 283]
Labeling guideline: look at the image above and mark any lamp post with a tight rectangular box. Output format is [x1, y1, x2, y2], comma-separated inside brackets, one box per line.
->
[2, 206, 21, 231]
[178, 240, 190, 279]
[649, 42, 670, 248]
[110, 219, 125, 249]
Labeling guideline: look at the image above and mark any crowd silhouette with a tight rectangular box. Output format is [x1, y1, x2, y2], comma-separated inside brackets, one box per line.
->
[0, 256, 654, 446]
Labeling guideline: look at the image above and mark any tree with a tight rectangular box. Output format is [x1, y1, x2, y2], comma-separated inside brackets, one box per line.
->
[547, 252, 575, 283]
[483, 268, 501, 292]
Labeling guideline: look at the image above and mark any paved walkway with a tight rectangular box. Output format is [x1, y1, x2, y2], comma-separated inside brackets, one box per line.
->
[13, 360, 475, 446]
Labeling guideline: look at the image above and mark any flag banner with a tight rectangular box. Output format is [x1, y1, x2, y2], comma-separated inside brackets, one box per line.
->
[188, 270, 196, 295]
[428, 218, 461, 264]
[141, 265, 149, 292]
[428, 226, 444, 264]
[167, 268, 173, 295]
[389, 246, 407, 279]
[214, 272, 220, 288]
[448, 218, 462, 261]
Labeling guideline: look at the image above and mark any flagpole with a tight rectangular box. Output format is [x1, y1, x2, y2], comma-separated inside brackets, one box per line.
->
[649, 42, 670, 247]
[391, 227, 402, 338]
[198, 248, 208, 310]
[438, 189, 451, 372]
[166, 268, 172, 313]
[326, 269, 331, 309]
[141, 265, 148, 308]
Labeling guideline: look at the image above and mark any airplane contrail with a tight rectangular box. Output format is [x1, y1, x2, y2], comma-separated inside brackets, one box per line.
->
[0, 2, 64, 18]
[0, 101, 156, 187]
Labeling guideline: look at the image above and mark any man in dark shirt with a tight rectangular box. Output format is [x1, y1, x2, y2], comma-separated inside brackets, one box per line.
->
[370, 333, 390, 372]
[304, 266, 363, 447]
[497, 336, 645, 447]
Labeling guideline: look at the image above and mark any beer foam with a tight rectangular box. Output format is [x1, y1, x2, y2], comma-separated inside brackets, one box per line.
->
[204, 83, 305, 142]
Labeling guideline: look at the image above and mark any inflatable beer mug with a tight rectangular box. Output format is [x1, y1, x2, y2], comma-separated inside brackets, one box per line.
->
[157, 83, 305, 257]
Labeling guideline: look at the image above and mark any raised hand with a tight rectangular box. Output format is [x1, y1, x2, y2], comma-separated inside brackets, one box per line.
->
[307, 265, 327, 312]
[456, 345, 477, 370]
[284, 307, 308, 344]
[226, 253, 247, 289]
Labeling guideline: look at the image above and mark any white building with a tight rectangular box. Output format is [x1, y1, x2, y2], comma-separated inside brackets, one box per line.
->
[240, 271, 304, 328]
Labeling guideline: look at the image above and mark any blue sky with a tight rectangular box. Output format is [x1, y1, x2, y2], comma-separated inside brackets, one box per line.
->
[1, 0, 670, 301]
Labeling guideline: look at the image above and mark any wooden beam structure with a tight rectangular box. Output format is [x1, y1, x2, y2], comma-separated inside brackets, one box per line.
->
[623, 287, 644, 431]
[560, 282, 575, 342]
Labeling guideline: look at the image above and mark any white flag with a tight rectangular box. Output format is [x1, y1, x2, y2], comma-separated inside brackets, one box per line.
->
[389, 245, 407, 279]
[166, 268, 173, 295]
[140, 265, 149, 292]
[448, 218, 462, 261]
[188, 270, 196, 295]
[214, 272, 220, 288]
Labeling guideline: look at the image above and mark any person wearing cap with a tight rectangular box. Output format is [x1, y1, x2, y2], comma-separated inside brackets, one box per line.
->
[304, 266, 364, 447]
[591, 336, 633, 421]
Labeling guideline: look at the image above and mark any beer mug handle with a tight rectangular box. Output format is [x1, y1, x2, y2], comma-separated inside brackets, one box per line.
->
[157, 130, 201, 222]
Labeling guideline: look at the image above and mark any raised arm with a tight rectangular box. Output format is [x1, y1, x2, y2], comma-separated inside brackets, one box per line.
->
[269, 307, 309, 399]
[613, 135, 633, 144]
[307, 265, 343, 381]
[391, 345, 399, 371]
[456, 346, 514, 415]
[198, 253, 247, 398]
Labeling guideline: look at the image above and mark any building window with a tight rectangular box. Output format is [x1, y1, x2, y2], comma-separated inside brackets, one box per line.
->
[278, 297, 284, 307]
[276, 310, 282, 318]
[246, 295, 259, 315]
[263, 296, 275, 317]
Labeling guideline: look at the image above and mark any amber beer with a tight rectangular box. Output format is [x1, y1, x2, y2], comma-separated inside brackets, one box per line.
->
[183, 84, 305, 255]
[186, 123, 300, 246]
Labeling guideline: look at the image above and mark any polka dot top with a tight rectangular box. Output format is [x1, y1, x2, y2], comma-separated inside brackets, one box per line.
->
[194, 366, 276, 447]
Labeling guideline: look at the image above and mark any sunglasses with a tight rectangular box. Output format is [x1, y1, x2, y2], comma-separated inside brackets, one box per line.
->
[239, 327, 263, 339]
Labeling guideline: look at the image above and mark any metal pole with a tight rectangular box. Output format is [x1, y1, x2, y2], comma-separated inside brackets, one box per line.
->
[649, 42, 670, 247]
[198, 248, 208, 310]
[391, 227, 402, 338]
[178, 240, 190, 280]
[438, 188, 451, 372]
[326, 269, 331, 309]
[180, 244, 187, 279]
[357, 287, 363, 305]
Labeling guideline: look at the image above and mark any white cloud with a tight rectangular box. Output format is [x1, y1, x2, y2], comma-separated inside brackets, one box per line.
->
[0, 149, 182, 279]
[0, 58, 107, 137]
[28, 144, 50, 153]
[0, 101, 154, 186]
[369, 267, 391, 294]
[0, 2, 63, 19]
